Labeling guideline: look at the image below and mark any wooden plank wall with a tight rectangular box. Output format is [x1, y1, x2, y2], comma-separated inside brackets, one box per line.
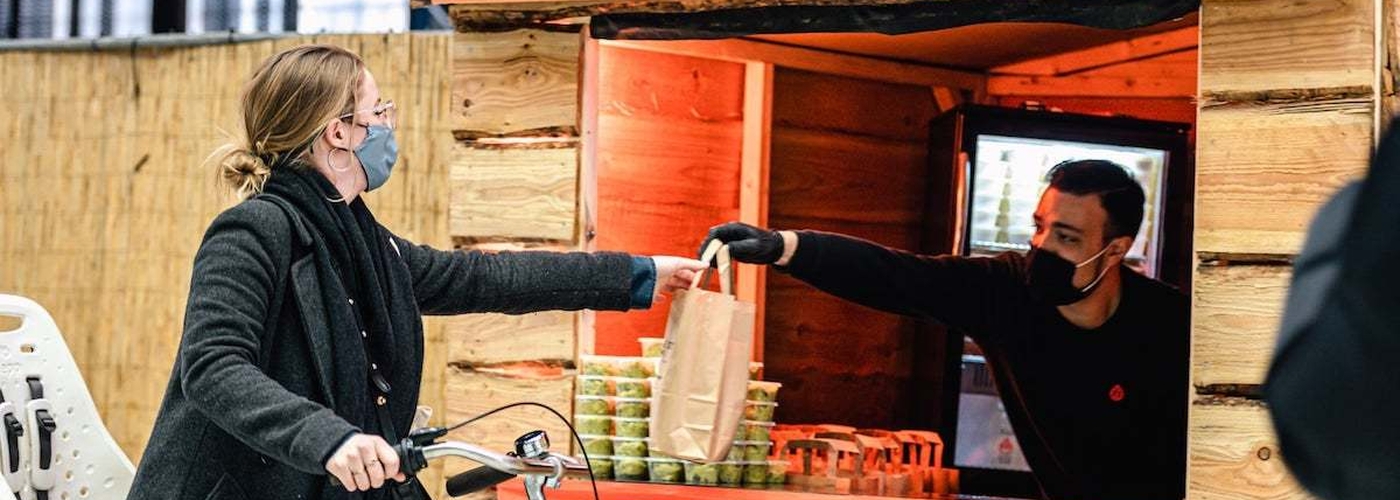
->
[1192, 0, 1377, 497]
[591, 46, 746, 355]
[765, 68, 941, 429]
[445, 27, 588, 500]
[0, 37, 454, 493]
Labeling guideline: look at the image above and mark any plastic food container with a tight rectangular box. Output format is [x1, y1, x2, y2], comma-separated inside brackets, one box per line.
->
[743, 460, 788, 484]
[763, 460, 789, 483]
[578, 435, 614, 456]
[620, 358, 658, 379]
[743, 444, 772, 462]
[746, 381, 782, 402]
[739, 420, 775, 442]
[744, 401, 778, 422]
[732, 440, 772, 462]
[579, 355, 622, 376]
[576, 375, 615, 397]
[718, 463, 744, 485]
[648, 458, 685, 484]
[613, 457, 649, 481]
[576, 456, 612, 480]
[617, 378, 651, 399]
[683, 461, 720, 485]
[575, 395, 613, 416]
[615, 397, 650, 418]
[615, 416, 650, 438]
[639, 338, 665, 358]
[612, 436, 649, 457]
[580, 355, 659, 379]
[725, 443, 745, 462]
[573, 415, 612, 436]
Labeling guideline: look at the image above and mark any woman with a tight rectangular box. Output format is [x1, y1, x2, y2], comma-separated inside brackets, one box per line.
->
[128, 44, 706, 500]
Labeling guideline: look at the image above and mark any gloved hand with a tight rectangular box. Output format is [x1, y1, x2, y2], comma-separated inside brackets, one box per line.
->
[700, 222, 785, 265]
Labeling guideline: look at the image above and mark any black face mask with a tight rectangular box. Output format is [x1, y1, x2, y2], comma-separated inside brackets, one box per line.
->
[1025, 245, 1112, 305]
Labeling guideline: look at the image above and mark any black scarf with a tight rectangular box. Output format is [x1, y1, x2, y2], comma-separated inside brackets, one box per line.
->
[261, 168, 407, 500]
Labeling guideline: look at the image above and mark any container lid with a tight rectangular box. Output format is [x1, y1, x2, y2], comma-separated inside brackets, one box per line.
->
[577, 434, 612, 440]
[579, 354, 646, 364]
[732, 440, 774, 447]
[747, 381, 783, 391]
[745, 400, 779, 407]
[612, 416, 650, 423]
[578, 374, 653, 383]
[741, 420, 776, 427]
[576, 395, 649, 403]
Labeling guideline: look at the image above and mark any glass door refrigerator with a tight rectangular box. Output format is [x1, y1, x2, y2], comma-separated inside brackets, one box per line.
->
[927, 105, 1193, 498]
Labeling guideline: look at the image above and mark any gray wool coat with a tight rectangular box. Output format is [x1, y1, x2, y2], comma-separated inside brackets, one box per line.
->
[128, 197, 637, 500]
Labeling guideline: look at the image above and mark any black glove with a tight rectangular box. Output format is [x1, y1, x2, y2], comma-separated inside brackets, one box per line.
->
[700, 222, 785, 265]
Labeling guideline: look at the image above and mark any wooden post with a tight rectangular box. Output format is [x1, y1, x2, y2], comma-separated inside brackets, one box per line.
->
[1192, 0, 1379, 497]
[740, 61, 773, 362]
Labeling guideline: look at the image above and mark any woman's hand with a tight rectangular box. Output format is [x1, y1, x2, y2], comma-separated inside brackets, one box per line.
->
[325, 433, 405, 491]
[652, 256, 709, 298]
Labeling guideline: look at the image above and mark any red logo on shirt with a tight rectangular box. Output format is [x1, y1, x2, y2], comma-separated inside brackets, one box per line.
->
[1109, 384, 1126, 402]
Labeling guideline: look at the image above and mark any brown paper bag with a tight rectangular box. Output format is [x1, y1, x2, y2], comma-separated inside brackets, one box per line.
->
[649, 240, 756, 462]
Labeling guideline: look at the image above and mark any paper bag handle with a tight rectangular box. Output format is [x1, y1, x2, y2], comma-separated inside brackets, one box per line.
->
[692, 239, 735, 296]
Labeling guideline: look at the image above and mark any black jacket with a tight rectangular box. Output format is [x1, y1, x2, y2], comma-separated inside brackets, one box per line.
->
[129, 195, 636, 500]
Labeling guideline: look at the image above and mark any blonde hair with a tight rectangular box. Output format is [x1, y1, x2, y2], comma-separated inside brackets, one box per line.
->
[211, 44, 365, 199]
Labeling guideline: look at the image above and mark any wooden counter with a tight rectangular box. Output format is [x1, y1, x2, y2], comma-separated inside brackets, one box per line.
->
[497, 478, 1024, 500]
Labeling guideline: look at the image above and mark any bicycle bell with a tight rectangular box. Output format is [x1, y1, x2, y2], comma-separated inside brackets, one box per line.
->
[515, 430, 549, 459]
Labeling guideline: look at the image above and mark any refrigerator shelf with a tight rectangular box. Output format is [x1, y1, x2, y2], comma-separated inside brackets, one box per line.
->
[970, 241, 1031, 253]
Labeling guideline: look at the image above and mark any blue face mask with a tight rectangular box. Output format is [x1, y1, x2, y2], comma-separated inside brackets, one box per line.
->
[354, 124, 398, 191]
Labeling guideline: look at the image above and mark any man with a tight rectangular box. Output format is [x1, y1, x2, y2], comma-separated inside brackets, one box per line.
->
[705, 160, 1188, 500]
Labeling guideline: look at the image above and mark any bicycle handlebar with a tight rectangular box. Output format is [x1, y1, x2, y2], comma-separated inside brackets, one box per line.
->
[331, 432, 593, 499]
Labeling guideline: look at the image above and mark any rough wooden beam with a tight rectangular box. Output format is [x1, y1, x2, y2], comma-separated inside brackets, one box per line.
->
[1201, 0, 1374, 94]
[450, 142, 579, 242]
[447, 311, 578, 366]
[1386, 0, 1400, 131]
[453, 29, 581, 138]
[1192, 262, 1291, 388]
[599, 38, 985, 91]
[1189, 399, 1310, 500]
[444, 365, 575, 455]
[993, 26, 1198, 77]
[1195, 97, 1371, 255]
[987, 74, 1195, 98]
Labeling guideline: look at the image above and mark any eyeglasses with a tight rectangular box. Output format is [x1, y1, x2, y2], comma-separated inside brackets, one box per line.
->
[340, 100, 396, 130]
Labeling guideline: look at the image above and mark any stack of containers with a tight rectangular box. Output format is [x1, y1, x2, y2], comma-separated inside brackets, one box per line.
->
[575, 340, 790, 487]
[575, 354, 659, 482]
[737, 380, 788, 486]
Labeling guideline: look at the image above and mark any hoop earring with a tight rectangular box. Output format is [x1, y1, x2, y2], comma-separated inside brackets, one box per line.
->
[327, 147, 353, 173]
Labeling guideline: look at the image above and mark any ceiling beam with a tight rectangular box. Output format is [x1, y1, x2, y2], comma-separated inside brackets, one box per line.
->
[991, 26, 1198, 77]
[600, 38, 986, 91]
[987, 74, 1195, 98]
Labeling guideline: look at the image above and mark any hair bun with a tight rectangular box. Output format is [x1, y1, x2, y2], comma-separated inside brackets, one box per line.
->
[216, 145, 272, 199]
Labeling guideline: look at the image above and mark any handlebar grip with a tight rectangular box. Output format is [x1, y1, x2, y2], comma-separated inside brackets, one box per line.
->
[446, 466, 518, 497]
